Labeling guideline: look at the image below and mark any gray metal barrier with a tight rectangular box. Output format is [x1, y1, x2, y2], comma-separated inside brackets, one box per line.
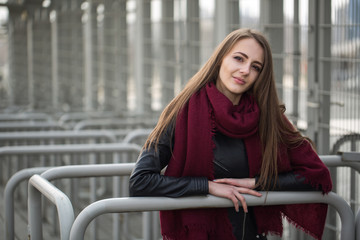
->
[4, 167, 50, 240]
[357, 209, 360, 240]
[0, 121, 64, 132]
[73, 118, 157, 131]
[0, 112, 52, 122]
[68, 192, 354, 240]
[322, 152, 360, 240]
[0, 142, 141, 155]
[2, 143, 141, 240]
[57, 111, 124, 129]
[321, 152, 360, 173]
[0, 130, 117, 145]
[122, 128, 152, 144]
[7, 151, 359, 240]
[28, 175, 74, 240]
[28, 163, 135, 240]
[0, 142, 141, 184]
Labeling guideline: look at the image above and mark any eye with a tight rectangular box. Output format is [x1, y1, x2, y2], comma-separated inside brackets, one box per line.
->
[252, 65, 262, 72]
[234, 56, 243, 62]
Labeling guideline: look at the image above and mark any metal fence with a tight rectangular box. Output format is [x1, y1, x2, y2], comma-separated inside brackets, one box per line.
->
[2, 153, 359, 240]
[19, 153, 358, 240]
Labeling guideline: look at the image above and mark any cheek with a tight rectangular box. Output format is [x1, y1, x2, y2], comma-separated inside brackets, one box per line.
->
[248, 75, 259, 87]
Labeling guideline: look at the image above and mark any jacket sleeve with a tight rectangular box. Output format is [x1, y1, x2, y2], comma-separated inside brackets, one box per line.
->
[255, 172, 318, 191]
[129, 125, 209, 197]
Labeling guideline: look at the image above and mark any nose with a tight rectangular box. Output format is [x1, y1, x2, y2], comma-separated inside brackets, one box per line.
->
[239, 63, 251, 75]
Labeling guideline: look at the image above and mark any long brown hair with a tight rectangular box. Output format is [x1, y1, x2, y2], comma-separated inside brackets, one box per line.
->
[144, 28, 307, 190]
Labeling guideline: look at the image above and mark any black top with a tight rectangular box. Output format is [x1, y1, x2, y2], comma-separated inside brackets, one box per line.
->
[213, 132, 264, 240]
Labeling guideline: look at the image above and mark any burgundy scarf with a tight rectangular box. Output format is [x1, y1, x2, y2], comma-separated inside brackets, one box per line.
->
[160, 83, 332, 240]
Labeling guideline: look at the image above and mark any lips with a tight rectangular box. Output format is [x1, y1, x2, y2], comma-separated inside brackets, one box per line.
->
[233, 76, 245, 85]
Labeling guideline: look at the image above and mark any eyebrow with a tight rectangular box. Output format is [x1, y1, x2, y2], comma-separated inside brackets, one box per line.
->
[234, 51, 263, 67]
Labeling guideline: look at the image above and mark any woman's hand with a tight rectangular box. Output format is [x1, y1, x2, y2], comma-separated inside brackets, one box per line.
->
[214, 178, 256, 189]
[208, 178, 261, 213]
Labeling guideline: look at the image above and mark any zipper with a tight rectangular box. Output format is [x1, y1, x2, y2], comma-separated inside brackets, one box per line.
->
[241, 211, 247, 240]
[213, 160, 230, 173]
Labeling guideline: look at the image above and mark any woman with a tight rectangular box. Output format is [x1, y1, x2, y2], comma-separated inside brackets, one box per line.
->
[129, 28, 332, 240]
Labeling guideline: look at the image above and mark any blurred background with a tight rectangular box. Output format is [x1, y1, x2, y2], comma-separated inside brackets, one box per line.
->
[0, 0, 359, 239]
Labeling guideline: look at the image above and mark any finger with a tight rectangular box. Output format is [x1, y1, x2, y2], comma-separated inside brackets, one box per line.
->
[230, 196, 240, 212]
[235, 193, 248, 213]
[237, 187, 262, 197]
[215, 178, 237, 185]
[213, 178, 230, 184]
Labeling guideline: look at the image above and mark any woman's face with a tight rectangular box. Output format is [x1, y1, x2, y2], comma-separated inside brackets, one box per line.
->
[216, 38, 264, 105]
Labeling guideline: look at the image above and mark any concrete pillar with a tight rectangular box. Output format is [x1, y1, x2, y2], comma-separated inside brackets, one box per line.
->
[214, 0, 239, 46]
[134, 0, 152, 114]
[6, 8, 17, 108]
[114, 0, 128, 113]
[57, 0, 84, 111]
[292, 0, 300, 125]
[160, 0, 175, 107]
[32, 8, 52, 111]
[27, 12, 34, 110]
[50, 9, 59, 111]
[260, 0, 284, 100]
[83, 0, 94, 111]
[182, 0, 200, 85]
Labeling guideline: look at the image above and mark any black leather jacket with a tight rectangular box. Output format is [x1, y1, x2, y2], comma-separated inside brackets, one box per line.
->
[129, 125, 316, 240]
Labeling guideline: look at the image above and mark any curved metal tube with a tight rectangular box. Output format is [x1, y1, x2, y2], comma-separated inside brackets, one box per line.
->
[69, 192, 354, 240]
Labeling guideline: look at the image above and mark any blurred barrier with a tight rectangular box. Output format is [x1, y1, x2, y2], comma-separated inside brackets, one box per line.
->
[68, 192, 354, 240]
[3, 139, 359, 240]
[0, 130, 117, 145]
[356, 209, 360, 240]
[28, 163, 135, 240]
[73, 118, 157, 131]
[28, 175, 74, 240]
[0, 142, 141, 185]
[0, 121, 65, 132]
[4, 167, 50, 240]
[58, 111, 124, 129]
[3, 143, 141, 240]
[322, 153, 360, 173]
[122, 128, 152, 144]
[0, 113, 53, 122]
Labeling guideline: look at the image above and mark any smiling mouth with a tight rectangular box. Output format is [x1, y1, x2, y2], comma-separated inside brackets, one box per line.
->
[233, 77, 245, 85]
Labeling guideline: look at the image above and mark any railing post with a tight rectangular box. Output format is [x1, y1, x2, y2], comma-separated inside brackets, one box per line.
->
[356, 209, 360, 240]
[28, 175, 75, 240]
[4, 167, 49, 240]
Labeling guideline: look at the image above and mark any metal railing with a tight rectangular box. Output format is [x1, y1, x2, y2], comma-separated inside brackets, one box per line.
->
[0, 121, 65, 132]
[0, 130, 118, 145]
[2, 143, 141, 240]
[4, 167, 50, 240]
[5, 150, 359, 240]
[0, 142, 141, 184]
[0, 112, 53, 122]
[357, 209, 360, 240]
[68, 192, 354, 240]
[73, 118, 156, 131]
[28, 175, 75, 240]
[122, 128, 152, 144]
[321, 152, 360, 173]
[0, 142, 141, 155]
[27, 163, 135, 240]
